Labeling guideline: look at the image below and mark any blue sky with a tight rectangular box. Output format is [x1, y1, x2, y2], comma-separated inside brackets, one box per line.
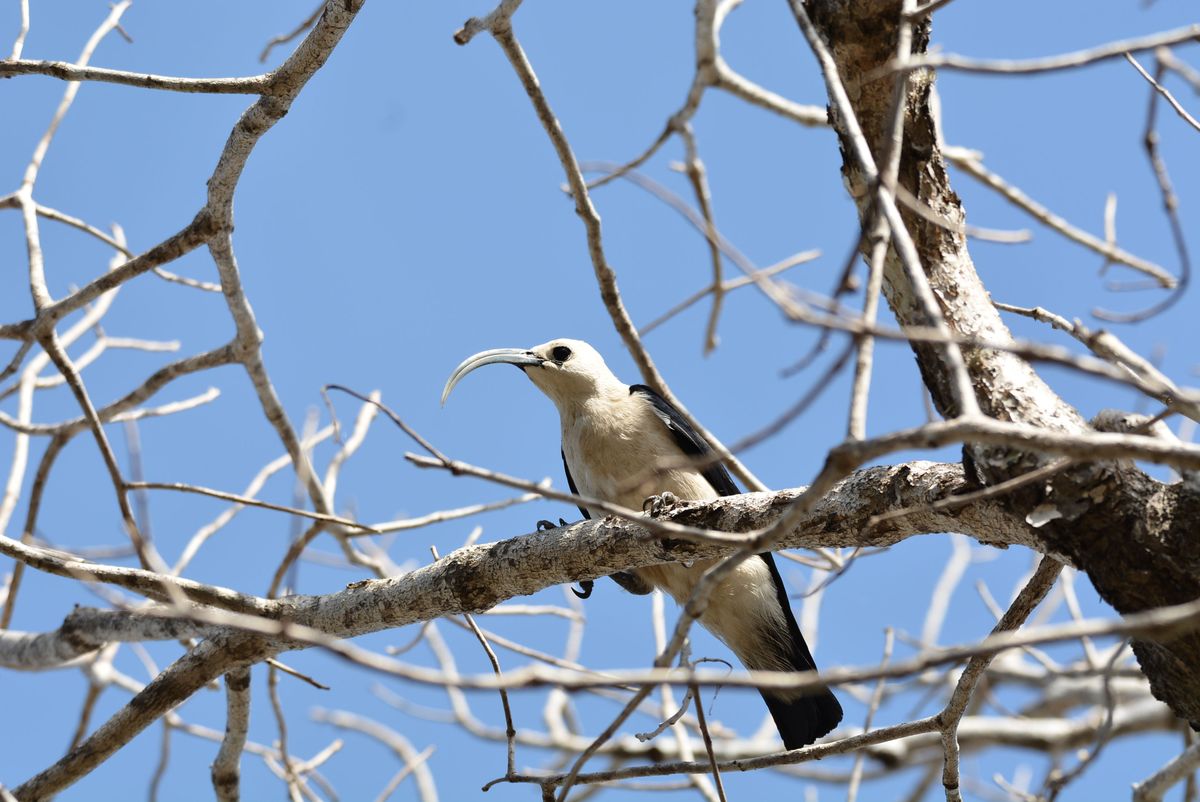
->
[1, 1, 1197, 800]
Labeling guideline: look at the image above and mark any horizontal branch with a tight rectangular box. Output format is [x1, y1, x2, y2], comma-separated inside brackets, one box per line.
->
[0, 607, 204, 670]
[822, 415, 1200, 473]
[493, 699, 1173, 790]
[895, 24, 1200, 76]
[21, 578, 1185, 781]
[295, 592, 1200, 697]
[1, 461, 1017, 664]
[0, 60, 268, 93]
[495, 717, 943, 790]
[7, 456, 1182, 796]
[289, 461, 1040, 642]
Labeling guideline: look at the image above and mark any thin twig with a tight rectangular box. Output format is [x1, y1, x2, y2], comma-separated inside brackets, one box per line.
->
[260, 3, 325, 63]
[0, 60, 268, 93]
[268, 663, 304, 802]
[1134, 738, 1200, 802]
[848, 628, 895, 802]
[9, 0, 30, 59]
[677, 124, 725, 354]
[939, 557, 1063, 802]
[432, 544, 518, 778]
[1126, 53, 1200, 134]
[1095, 53, 1192, 323]
[127, 481, 379, 533]
[893, 25, 1200, 76]
[945, 151, 1175, 288]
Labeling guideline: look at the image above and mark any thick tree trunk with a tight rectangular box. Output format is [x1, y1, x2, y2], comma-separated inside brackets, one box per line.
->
[804, 0, 1200, 726]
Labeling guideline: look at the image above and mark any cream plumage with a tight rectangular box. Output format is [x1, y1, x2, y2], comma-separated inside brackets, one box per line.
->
[442, 338, 842, 748]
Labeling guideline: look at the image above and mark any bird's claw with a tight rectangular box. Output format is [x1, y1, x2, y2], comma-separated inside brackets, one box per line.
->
[536, 518, 592, 597]
[642, 491, 679, 517]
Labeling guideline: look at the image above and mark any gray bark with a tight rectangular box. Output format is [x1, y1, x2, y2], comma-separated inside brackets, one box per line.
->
[805, 0, 1200, 727]
[11, 459, 1038, 800]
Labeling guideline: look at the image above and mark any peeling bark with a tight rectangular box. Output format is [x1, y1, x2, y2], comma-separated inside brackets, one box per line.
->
[291, 461, 1036, 641]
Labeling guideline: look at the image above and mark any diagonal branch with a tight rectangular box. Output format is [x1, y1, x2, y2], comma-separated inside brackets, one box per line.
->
[938, 557, 1063, 801]
[803, 0, 1200, 727]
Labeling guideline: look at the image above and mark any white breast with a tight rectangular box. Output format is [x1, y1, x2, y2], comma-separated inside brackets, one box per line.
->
[561, 394, 716, 513]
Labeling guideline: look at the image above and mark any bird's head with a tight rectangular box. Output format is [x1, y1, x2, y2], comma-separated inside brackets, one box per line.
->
[441, 338, 624, 409]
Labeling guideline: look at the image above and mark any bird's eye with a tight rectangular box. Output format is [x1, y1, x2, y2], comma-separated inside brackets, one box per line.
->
[551, 345, 572, 363]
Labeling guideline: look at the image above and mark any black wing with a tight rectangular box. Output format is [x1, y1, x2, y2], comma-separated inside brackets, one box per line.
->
[629, 385, 740, 497]
[561, 450, 595, 599]
[630, 385, 842, 745]
[561, 450, 590, 520]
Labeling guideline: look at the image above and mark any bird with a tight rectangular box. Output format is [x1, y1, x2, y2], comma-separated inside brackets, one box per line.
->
[441, 337, 842, 749]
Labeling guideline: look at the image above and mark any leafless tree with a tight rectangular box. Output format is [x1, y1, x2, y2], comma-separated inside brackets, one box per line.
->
[1, 1, 1198, 800]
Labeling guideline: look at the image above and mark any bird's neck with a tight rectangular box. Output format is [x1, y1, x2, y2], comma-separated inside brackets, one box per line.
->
[551, 381, 628, 425]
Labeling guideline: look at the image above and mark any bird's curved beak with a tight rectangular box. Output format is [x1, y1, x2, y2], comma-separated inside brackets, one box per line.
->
[441, 348, 544, 406]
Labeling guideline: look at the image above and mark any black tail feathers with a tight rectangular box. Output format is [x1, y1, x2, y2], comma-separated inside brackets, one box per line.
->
[761, 686, 843, 750]
[757, 552, 843, 749]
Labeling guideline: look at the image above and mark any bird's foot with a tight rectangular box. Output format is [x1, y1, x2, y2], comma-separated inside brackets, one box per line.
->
[642, 491, 679, 517]
[536, 518, 594, 599]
